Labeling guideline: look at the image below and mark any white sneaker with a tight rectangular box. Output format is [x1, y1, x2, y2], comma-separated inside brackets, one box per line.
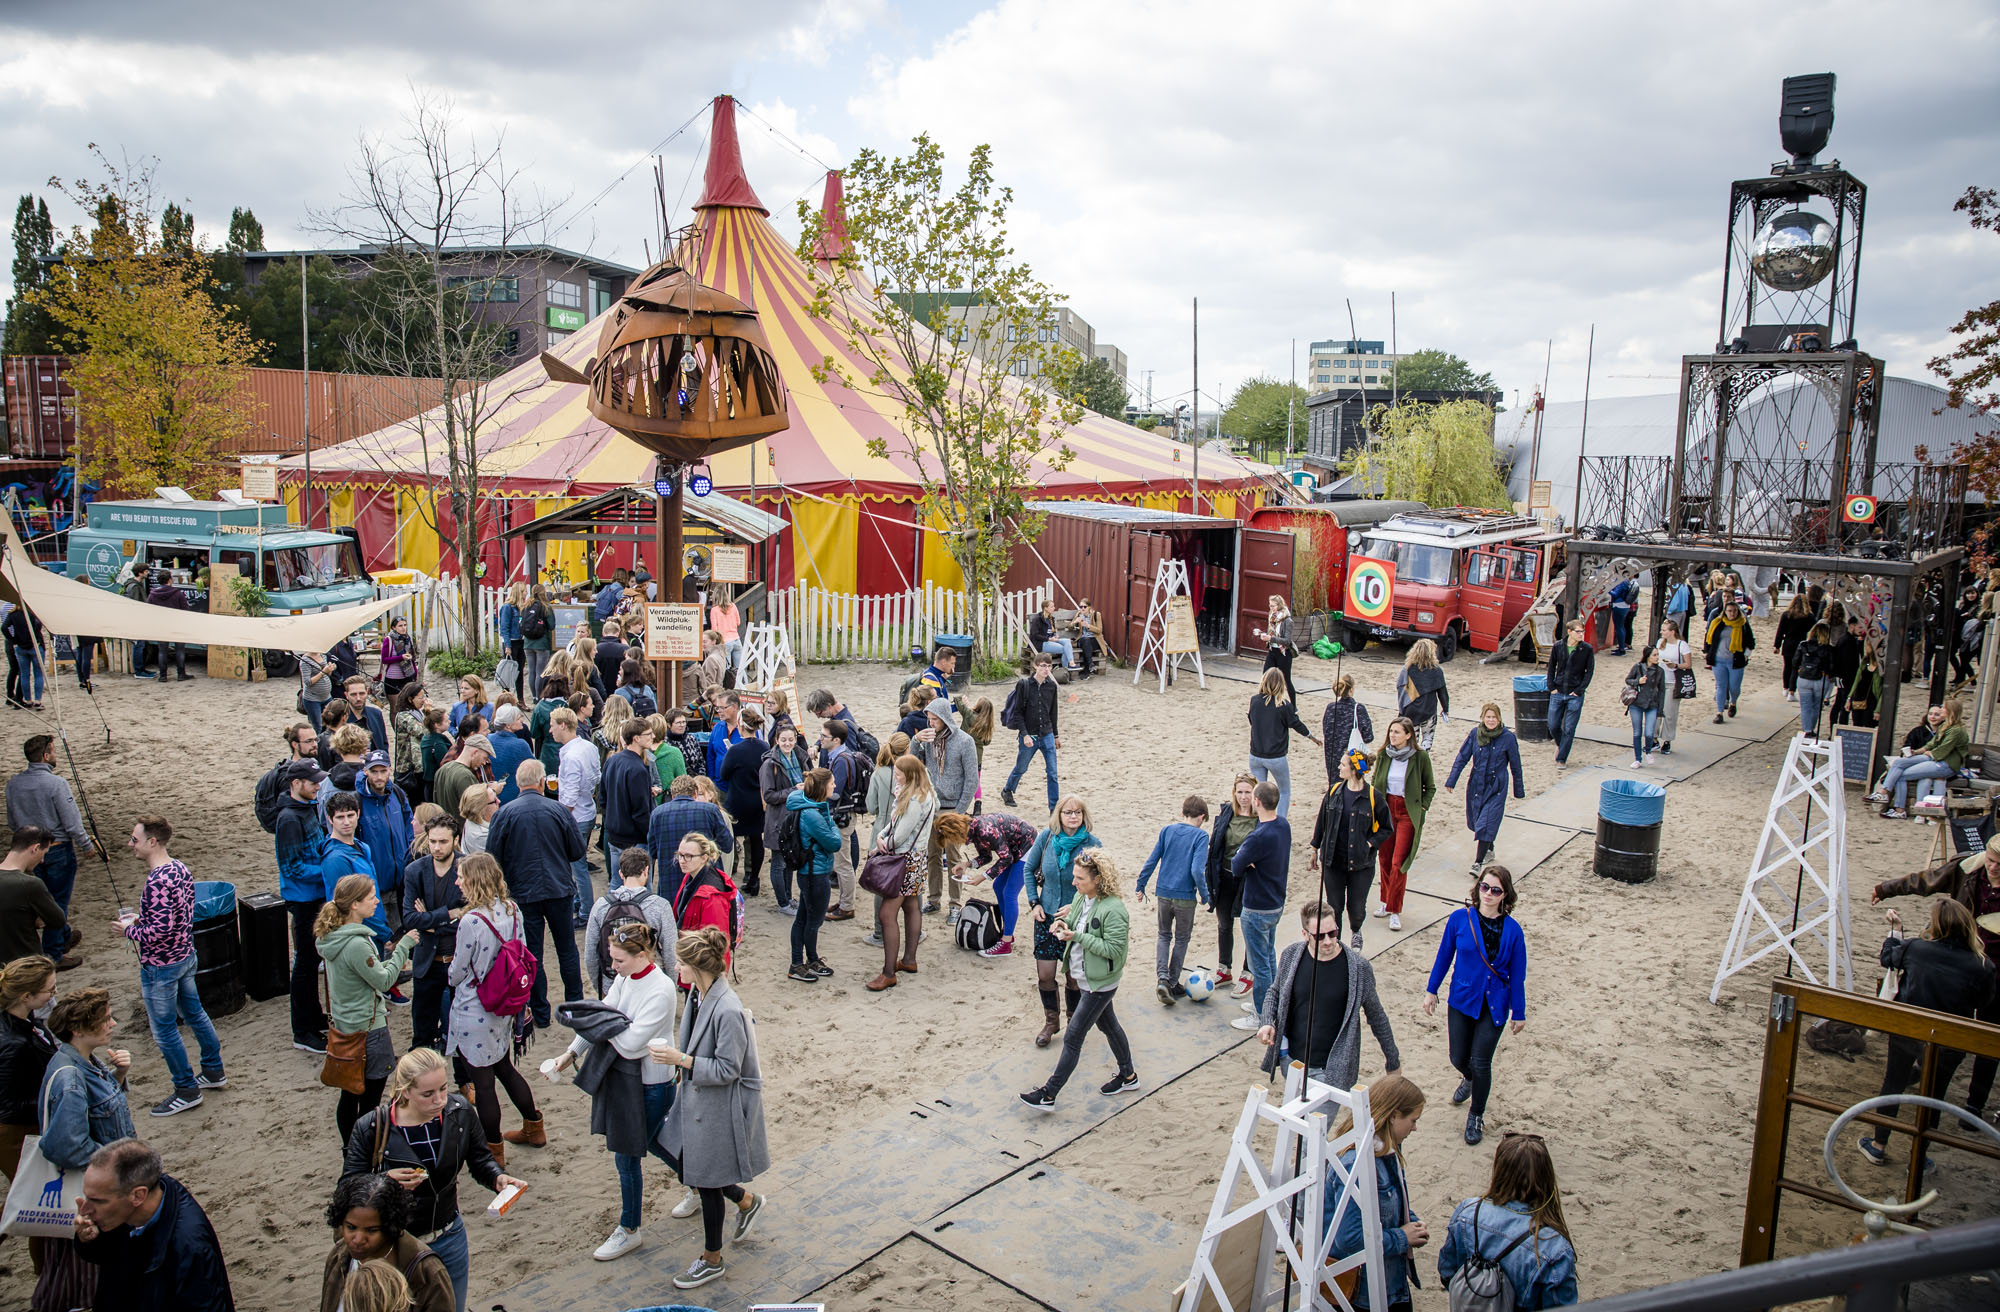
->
[1644, 754, 1657, 765]
[1239, 1000, 1256, 1014]
[1388, 913, 1402, 931]
[594, 1226, 643, 1261]
[1371, 905, 1390, 918]
[1230, 1016, 1261, 1030]
[671, 1187, 701, 1220]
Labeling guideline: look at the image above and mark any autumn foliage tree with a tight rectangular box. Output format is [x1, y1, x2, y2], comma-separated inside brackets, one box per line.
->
[1923, 185, 2000, 563]
[30, 150, 256, 497]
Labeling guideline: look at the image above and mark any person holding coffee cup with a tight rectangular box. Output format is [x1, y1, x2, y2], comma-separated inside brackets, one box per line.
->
[547, 921, 677, 1263]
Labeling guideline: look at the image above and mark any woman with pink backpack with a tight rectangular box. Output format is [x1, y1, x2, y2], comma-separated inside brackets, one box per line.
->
[446, 853, 545, 1162]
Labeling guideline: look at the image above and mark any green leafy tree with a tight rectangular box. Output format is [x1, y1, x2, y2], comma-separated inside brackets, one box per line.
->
[5, 195, 57, 355]
[226, 206, 264, 254]
[225, 254, 369, 371]
[1342, 398, 1509, 509]
[1050, 353, 1128, 418]
[1390, 348, 1494, 393]
[29, 150, 257, 496]
[1220, 375, 1310, 463]
[796, 137, 1082, 660]
[159, 202, 195, 256]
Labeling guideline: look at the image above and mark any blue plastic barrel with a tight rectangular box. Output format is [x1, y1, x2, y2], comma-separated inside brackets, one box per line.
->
[192, 881, 236, 921]
[1596, 780, 1666, 883]
[1513, 673, 1550, 742]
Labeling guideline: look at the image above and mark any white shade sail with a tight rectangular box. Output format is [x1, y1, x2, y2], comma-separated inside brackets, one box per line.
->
[1, 519, 400, 650]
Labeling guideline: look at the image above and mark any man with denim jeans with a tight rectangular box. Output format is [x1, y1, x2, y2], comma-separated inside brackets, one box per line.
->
[1002, 655, 1062, 811]
[5, 733, 96, 963]
[120, 816, 224, 1116]
[552, 708, 601, 922]
[1229, 781, 1291, 1031]
[1544, 620, 1594, 766]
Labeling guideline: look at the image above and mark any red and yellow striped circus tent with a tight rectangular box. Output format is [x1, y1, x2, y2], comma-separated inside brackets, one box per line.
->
[279, 94, 1274, 594]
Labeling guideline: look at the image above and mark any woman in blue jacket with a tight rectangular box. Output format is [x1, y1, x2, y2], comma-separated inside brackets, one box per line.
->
[1425, 865, 1528, 1146]
[497, 583, 525, 698]
[785, 768, 843, 984]
[1024, 797, 1101, 1049]
[37, 988, 136, 1310]
[1438, 1133, 1579, 1309]
[1326, 1072, 1428, 1311]
[1443, 703, 1526, 872]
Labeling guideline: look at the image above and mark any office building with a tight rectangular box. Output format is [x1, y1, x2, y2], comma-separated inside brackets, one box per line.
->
[1306, 339, 1402, 393]
[889, 293, 1102, 380]
[1094, 342, 1128, 382]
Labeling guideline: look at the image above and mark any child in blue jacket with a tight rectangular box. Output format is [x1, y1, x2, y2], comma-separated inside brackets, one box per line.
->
[1136, 795, 1213, 1005]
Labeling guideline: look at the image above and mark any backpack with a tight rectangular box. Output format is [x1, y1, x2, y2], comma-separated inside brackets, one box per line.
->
[954, 900, 1002, 952]
[614, 684, 656, 717]
[842, 720, 881, 767]
[254, 758, 290, 834]
[594, 897, 651, 993]
[469, 910, 537, 1017]
[520, 605, 549, 640]
[1796, 641, 1826, 682]
[1404, 667, 1445, 724]
[776, 807, 813, 875]
[1000, 679, 1026, 732]
[1445, 1202, 1534, 1312]
[831, 751, 868, 824]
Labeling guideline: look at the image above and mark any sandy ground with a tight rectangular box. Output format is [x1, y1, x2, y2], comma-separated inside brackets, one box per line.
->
[0, 633, 1987, 1310]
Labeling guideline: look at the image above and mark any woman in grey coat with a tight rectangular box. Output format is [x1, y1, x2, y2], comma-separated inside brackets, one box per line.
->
[445, 854, 543, 1153]
[653, 925, 768, 1292]
[1255, 900, 1402, 1090]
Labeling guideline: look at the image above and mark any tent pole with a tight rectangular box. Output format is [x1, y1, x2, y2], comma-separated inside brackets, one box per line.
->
[655, 467, 684, 711]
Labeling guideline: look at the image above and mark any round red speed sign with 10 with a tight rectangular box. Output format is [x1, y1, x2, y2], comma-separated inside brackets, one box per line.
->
[1347, 557, 1395, 620]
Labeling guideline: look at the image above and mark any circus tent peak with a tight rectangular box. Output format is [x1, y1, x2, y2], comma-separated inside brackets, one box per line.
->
[693, 94, 768, 215]
[811, 170, 852, 263]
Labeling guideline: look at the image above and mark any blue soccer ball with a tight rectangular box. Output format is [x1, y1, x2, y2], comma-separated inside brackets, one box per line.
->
[1182, 968, 1216, 1002]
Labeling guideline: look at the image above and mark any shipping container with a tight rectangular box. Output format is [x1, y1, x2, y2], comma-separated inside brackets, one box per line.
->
[3, 355, 77, 458]
[1004, 501, 1294, 664]
[1246, 500, 1427, 626]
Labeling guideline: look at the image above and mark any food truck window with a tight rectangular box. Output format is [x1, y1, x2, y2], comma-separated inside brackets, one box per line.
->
[1356, 537, 1455, 587]
[1509, 551, 1538, 584]
[143, 545, 206, 584]
[215, 549, 280, 590]
[272, 540, 365, 592]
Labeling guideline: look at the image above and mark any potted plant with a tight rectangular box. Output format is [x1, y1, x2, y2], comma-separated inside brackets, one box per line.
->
[228, 575, 273, 680]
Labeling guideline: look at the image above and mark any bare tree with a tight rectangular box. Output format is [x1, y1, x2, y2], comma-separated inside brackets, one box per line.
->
[313, 89, 573, 654]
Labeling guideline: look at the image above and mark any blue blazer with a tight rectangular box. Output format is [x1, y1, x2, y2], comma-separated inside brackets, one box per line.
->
[1425, 907, 1527, 1024]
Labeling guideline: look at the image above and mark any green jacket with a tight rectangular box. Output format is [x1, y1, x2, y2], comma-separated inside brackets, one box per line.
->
[1928, 724, 1971, 773]
[1370, 747, 1436, 876]
[654, 742, 688, 792]
[1059, 894, 1129, 991]
[316, 922, 415, 1033]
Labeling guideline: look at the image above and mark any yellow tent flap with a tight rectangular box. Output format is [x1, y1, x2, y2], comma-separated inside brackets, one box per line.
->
[790, 496, 858, 594]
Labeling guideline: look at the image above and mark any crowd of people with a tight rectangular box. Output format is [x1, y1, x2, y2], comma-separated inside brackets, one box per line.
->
[0, 554, 1994, 1311]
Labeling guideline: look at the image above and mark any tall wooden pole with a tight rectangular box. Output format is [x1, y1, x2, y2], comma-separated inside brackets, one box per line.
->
[653, 465, 684, 710]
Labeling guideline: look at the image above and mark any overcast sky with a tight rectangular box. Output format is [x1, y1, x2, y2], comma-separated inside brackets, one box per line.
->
[4, 0, 1996, 440]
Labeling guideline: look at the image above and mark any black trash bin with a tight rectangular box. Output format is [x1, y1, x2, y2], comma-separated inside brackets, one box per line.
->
[238, 891, 291, 1003]
[192, 881, 246, 1019]
[1593, 781, 1665, 884]
[1513, 675, 1550, 742]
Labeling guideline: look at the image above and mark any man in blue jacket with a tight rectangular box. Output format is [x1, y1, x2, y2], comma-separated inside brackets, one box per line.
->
[489, 705, 535, 804]
[354, 752, 415, 934]
[1230, 782, 1290, 1024]
[321, 790, 390, 946]
[487, 759, 588, 1028]
[76, 1140, 233, 1312]
[273, 760, 329, 1053]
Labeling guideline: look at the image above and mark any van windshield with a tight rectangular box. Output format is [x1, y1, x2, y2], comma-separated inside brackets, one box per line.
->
[271, 540, 365, 592]
[1356, 537, 1455, 587]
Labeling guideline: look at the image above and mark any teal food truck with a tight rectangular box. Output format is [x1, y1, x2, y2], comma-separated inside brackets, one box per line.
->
[66, 497, 375, 636]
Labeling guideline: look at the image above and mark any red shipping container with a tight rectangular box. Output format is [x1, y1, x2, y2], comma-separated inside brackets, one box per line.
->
[3, 355, 78, 459]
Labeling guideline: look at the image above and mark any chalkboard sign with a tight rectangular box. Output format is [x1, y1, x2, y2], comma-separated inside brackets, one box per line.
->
[1835, 727, 1876, 786]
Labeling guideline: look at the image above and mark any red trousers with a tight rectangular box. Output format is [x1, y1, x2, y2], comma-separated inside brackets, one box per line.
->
[1376, 794, 1414, 912]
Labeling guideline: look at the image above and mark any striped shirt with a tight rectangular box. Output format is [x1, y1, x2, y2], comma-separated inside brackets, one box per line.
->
[127, 858, 196, 967]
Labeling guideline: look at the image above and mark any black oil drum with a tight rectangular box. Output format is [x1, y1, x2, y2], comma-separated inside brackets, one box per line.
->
[1593, 817, 1662, 884]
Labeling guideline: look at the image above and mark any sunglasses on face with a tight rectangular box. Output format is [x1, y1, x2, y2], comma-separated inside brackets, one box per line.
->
[1308, 929, 1342, 941]
[1478, 882, 1505, 896]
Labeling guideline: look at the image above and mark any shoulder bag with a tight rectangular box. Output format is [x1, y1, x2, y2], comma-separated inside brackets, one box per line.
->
[318, 968, 374, 1095]
[0, 1067, 89, 1237]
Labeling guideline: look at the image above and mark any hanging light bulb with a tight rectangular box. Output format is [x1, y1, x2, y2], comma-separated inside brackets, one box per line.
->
[675, 334, 696, 410]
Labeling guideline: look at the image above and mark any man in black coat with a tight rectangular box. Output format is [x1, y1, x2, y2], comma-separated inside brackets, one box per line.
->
[76, 1140, 233, 1311]
[487, 758, 587, 1027]
[401, 815, 464, 1054]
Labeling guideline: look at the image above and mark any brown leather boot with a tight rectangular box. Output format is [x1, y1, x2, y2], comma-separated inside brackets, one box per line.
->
[459, 1083, 476, 1105]
[502, 1115, 546, 1148]
[1035, 1009, 1059, 1048]
[488, 1140, 506, 1168]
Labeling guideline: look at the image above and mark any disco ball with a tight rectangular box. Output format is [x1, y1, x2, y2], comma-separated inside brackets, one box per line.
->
[1751, 210, 1836, 292]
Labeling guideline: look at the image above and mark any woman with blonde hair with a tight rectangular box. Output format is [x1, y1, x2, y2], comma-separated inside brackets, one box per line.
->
[1252, 594, 1299, 701]
[1327, 1073, 1429, 1311]
[317, 873, 416, 1142]
[1397, 638, 1450, 752]
[866, 754, 937, 992]
[342, 1260, 415, 1312]
[498, 583, 527, 698]
[1019, 848, 1135, 1109]
[860, 732, 911, 949]
[655, 926, 768, 1291]
[1870, 696, 1971, 818]
[1321, 672, 1375, 781]
[596, 693, 635, 760]
[457, 783, 497, 856]
[1859, 899, 1996, 1165]
[340, 1046, 521, 1312]
[1246, 667, 1319, 819]
[522, 582, 555, 696]
[1438, 1133, 1579, 1309]
[445, 854, 543, 1160]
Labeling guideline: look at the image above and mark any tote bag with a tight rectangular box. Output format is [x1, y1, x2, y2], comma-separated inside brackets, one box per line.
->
[1, 1067, 89, 1238]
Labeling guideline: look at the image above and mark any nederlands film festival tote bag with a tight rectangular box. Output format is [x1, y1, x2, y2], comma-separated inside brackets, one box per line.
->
[1, 1067, 88, 1238]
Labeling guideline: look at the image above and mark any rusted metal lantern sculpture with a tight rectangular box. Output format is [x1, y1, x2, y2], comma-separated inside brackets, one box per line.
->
[541, 255, 790, 706]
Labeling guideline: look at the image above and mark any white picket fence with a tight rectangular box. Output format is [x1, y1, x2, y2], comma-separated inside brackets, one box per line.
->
[772, 579, 1052, 665]
[376, 574, 1053, 667]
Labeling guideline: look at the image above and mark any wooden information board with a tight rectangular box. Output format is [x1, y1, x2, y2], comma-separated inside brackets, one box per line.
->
[1164, 596, 1199, 654]
[644, 603, 704, 661]
[240, 462, 278, 501]
[1528, 480, 1552, 509]
[711, 544, 749, 585]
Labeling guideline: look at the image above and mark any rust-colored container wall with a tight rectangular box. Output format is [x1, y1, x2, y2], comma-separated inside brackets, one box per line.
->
[3, 357, 452, 460]
[1005, 510, 1133, 658]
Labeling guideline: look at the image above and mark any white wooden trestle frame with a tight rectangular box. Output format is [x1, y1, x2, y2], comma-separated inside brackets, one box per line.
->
[1711, 733, 1851, 1003]
[1133, 557, 1206, 694]
[739, 620, 796, 695]
[1176, 1064, 1387, 1312]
